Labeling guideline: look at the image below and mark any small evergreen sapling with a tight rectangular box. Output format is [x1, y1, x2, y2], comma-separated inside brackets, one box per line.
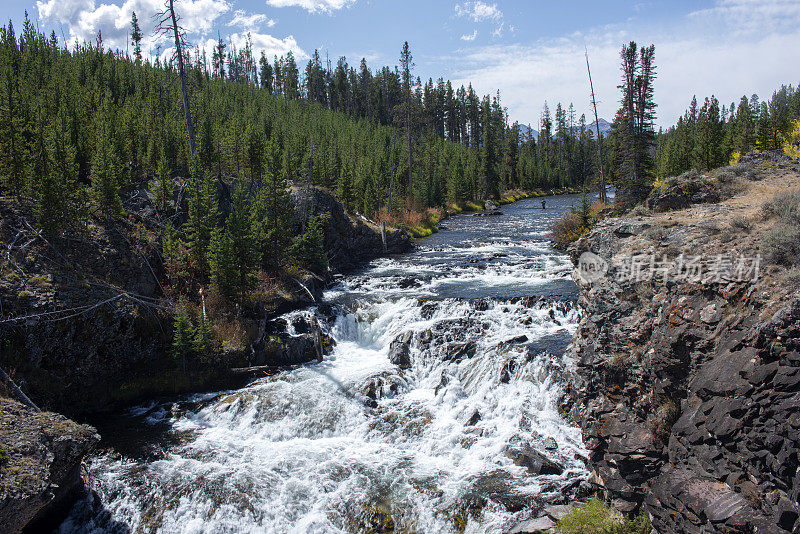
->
[291, 213, 328, 275]
[172, 300, 193, 370]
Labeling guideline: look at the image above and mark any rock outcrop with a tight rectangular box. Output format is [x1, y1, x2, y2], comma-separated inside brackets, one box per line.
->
[566, 160, 800, 532]
[1, 183, 411, 416]
[290, 187, 412, 273]
[0, 400, 99, 533]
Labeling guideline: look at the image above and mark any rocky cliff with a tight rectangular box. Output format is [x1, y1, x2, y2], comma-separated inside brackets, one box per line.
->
[566, 155, 800, 532]
[0, 399, 99, 533]
[290, 186, 412, 273]
[0, 184, 410, 416]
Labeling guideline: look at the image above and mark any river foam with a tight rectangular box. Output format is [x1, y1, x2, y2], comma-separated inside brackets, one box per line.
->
[61, 195, 587, 534]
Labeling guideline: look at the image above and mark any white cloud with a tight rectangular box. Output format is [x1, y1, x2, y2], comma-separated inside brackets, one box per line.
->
[689, 0, 800, 35]
[37, 0, 94, 25]
[460, 29, 477, 42]
[201, 31, 307, 62]
[491, 22, 504, 38]
[37, 0, 230, 54]
[265, 0, 354, 13]
[178, 0, 231, 34]
[455, 1, 502, 22]
[228, 10, 275, 30]
[454, 1, 503, 40]
[451, 0, 800, 128]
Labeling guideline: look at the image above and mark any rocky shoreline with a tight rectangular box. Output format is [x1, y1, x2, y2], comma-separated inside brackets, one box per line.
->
[0, 400, 99, 533]
[565, 154, 800, 532]
[0, 186, 411, 532]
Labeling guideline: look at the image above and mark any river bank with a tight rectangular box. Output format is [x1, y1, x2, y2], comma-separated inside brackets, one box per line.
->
[45, 194, 585, 533]
[398, 187, 587, 238]
[565, 152, 800, 532]
[2, 189, 583, 533]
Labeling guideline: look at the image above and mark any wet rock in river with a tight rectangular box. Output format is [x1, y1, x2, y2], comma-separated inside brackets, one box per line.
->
[434, 371, 450, 395]
[388, 331, 414, 369]
[445, 341, 477, 362]
[543, 504, 572, 522]
[507, 515, 555, 533]
[473, 210, 503, 217]
[467, 410, 481, 426]
[505, 444, 564, 476]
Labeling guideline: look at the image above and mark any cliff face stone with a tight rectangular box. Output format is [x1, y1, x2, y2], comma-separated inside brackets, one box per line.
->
[290, 187, 413, 273]
[1, 185, 410, 416]
[0, 400, 99, 533]
[567, 200, 800, 532]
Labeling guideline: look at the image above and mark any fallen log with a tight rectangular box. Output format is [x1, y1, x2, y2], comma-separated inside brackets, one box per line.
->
[229, 365, 278, 377]
[0, 366, 40, 412]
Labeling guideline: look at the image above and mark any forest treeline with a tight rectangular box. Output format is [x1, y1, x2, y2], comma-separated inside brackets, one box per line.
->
[0, 10, 609, 326]
[554, 41, 800, 246]
[653, 86, 800, 178]
[0, 12, 602, 233]
[601, 43, 800, 205]
[2, 13, 799, 287]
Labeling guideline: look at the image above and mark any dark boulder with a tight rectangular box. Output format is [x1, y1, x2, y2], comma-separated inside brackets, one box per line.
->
[505, 444, 564, 476]
[0, 400, 99, 533]
[388, 331, 414, 369]
[290, 187, 412, 273]
[446, 341, 477, 362]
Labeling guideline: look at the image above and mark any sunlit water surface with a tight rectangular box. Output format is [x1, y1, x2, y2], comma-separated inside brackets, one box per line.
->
[61, 195, 588, 534]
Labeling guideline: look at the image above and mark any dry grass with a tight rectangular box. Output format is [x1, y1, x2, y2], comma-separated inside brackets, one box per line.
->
[762, 188, 800, 223]
[377, 207, 444, 238]
[730, 215, 752, 232]
[551, 201, 609, 248]
[760, 187, 800, 265]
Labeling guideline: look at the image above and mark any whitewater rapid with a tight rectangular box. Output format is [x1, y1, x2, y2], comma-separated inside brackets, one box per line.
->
[62, 195, 588, 534]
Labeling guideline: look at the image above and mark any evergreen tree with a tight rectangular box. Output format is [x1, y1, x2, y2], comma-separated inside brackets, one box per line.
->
[733, 95, 755, 155]
[259, 51, 273, 93]
[256, 142, 294, 270]
[210, 181, 258, 302]
[756, 102, 776, 149]
[185, 157, 219, 273]
[291, 212, 327, 274]
[130, 11, 142, 62]
[615, 42, 657, 206]
[193, 309, 214, 358]
[693, 96, 723, 170]
[399, 41, 415, 208]
[0, 22, 23, 195]
[172, 300, 193, 368]
[162, 221, 189, 283]
[208, 227, 235, 297]
[212, 33, 226, 79]
[282, 51, 300, 100]
[90, 97, 123, 218]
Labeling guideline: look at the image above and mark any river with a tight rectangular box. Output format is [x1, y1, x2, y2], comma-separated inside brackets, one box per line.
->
[60, 194, 588, 534]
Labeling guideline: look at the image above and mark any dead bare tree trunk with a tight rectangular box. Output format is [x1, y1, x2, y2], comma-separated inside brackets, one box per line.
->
[586, 48, 607, 204]
[1, 366, 40, 412]
[162, 0, 196, 157]
[407, 108, 413, 212]
[387, 141, 396, 213]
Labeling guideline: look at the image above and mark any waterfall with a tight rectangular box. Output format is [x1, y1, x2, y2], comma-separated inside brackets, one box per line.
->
[61, 195, 588, 534]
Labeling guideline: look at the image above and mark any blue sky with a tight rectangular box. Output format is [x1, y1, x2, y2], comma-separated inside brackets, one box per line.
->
[3, 0, 799, 127]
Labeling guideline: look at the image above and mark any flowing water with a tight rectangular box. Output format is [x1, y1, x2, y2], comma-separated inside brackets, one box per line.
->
[62, 195, 588, 534]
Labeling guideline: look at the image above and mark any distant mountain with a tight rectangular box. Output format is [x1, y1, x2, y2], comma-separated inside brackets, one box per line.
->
[588, 118, 612, 138]
[517, 123, 539, 142]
